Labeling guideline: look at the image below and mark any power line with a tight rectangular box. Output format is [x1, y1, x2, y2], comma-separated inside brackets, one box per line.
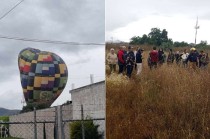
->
[0, 0, 24, 21]
[0, 35, 105, 46]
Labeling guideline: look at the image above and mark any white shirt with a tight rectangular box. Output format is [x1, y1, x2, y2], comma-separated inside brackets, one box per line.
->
[181, 53, 189, 60]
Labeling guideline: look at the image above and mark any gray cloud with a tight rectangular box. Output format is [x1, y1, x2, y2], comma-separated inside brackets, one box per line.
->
[0, 0, 105, 109]
[106, 0, 210, 32]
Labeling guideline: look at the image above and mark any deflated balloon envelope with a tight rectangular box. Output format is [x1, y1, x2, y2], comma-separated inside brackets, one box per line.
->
[18, 48, 68, 107]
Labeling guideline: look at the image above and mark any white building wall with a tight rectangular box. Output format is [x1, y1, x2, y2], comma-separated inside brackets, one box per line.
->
[70, 81, 105, 136]
[8, 81, 105, 139]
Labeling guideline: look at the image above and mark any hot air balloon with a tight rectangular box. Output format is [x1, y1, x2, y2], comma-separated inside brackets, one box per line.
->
[18, 48, 68, 107]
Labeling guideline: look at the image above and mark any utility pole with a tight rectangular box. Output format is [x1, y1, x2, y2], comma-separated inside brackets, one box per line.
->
[194, 17, 200, 45]
[90, 74, 94, 84]
[81, 105, 85, 139]
[34, 107, 37, 139]
[71, 83, 75, 90]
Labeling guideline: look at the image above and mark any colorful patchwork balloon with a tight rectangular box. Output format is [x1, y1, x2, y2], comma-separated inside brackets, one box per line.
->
[18, 48, 68, 107]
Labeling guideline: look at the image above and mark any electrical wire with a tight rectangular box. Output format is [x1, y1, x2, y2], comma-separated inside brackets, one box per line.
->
[0, 35, 105, 46]
[0, 0, 24, 21]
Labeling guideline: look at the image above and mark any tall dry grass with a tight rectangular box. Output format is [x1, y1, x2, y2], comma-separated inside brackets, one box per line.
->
[106, 45, 210, 139]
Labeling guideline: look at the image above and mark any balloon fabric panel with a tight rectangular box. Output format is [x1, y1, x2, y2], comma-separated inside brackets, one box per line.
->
[18, 48, 68, 107]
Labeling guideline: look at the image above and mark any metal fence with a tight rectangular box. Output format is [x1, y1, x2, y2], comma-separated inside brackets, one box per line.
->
[0, 105, 105, 139]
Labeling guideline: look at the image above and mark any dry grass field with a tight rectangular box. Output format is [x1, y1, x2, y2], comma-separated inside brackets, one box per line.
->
[106, 44, 210, 139]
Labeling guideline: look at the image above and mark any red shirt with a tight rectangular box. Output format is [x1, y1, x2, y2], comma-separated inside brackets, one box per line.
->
[117, 50, 125, 64]
[150, 50, 159, 62]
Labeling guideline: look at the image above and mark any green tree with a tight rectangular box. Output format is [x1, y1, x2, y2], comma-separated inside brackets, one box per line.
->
[148, 28, 162, 46]
[160, 42, 173, 50]
[130, 36, 141, 44]
[197, 40, 207, 47]
[129, 27, 172, 46]
[70, 120, 103, 139]
[20, 103, 49, 113]
[148, 28, 170, 46]
[161, 29, 168, 43]
[140, 34, 149, 44]
[173, 41, 189, 47]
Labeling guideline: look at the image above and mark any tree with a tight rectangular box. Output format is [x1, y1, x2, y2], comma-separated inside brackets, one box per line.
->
[140, 34, 149, 44]
[129, 27, 172, 46]
[173, 41, 189, 47]
[160, 42, 173, 50]
[196, 40, 208, 49]
[130, 36, 141, 44]
[20, 103, 49, 113]
[148, 28, 162, 46]
[161, 29, 168, 43]
[148, 28, 170, 46]
[70, 120, 103, 139]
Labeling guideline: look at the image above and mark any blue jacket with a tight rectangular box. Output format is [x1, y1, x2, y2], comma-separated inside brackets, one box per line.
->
[186, 52, 198, 62]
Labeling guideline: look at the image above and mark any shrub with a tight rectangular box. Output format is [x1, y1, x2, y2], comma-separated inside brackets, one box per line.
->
[70, 120, 103, 139]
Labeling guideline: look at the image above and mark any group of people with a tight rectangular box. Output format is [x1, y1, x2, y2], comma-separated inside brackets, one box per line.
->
[106, 46, 144, 78]
[106, 46, 209, 78]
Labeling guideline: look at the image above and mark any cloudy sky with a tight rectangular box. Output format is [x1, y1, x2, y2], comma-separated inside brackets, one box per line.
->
[0, 0, 105, 109]
[106, 0, 210, 44]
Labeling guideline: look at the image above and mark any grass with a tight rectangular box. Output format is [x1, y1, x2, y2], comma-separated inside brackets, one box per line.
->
[106, 44, 210, 139]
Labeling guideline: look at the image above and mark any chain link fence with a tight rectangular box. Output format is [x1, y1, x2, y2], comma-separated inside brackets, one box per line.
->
[0, 104, 105, 139]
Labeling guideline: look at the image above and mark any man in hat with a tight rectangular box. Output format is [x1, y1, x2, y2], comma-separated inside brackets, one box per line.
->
[186, 47, 199, 70]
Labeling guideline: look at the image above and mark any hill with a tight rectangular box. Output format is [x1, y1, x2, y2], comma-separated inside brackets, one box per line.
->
[0, 107, 20, 116]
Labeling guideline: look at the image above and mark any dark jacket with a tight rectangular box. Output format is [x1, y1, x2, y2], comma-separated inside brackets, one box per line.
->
[125, 51, 135, 66]
[136, 50, 142, 63]
[158, 51, 164, 60]
[186, 52, 199, 62]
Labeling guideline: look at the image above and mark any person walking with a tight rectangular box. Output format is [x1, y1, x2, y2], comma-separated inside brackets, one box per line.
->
[134, 47, 138, 70]
[125, 46, 135, 78]
[181, 49, 189, 68]
[186, 47, 199, 70]
[167, 49, 175, 65]
[106, 48, 118, 74]
[117, 46, 126, 74]
[199, 51, 209, 69]
[158, 48, 165, 66]
[136, 48, 144, 75]
[123, 46, 127, 73]
[175, 51, 181, 65]
[149, 47, 159, 69]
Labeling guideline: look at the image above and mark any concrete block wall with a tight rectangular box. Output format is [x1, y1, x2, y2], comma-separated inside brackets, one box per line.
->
[70, 81, 105, 135]
[9, 81, 105, 139]
[9, 107, 56, 139]
[9, 105, 73, 139]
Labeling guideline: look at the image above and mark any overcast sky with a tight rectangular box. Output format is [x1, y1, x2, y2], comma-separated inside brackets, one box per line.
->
[0, 0, 105, 109]
[106, 0, 210, 44]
